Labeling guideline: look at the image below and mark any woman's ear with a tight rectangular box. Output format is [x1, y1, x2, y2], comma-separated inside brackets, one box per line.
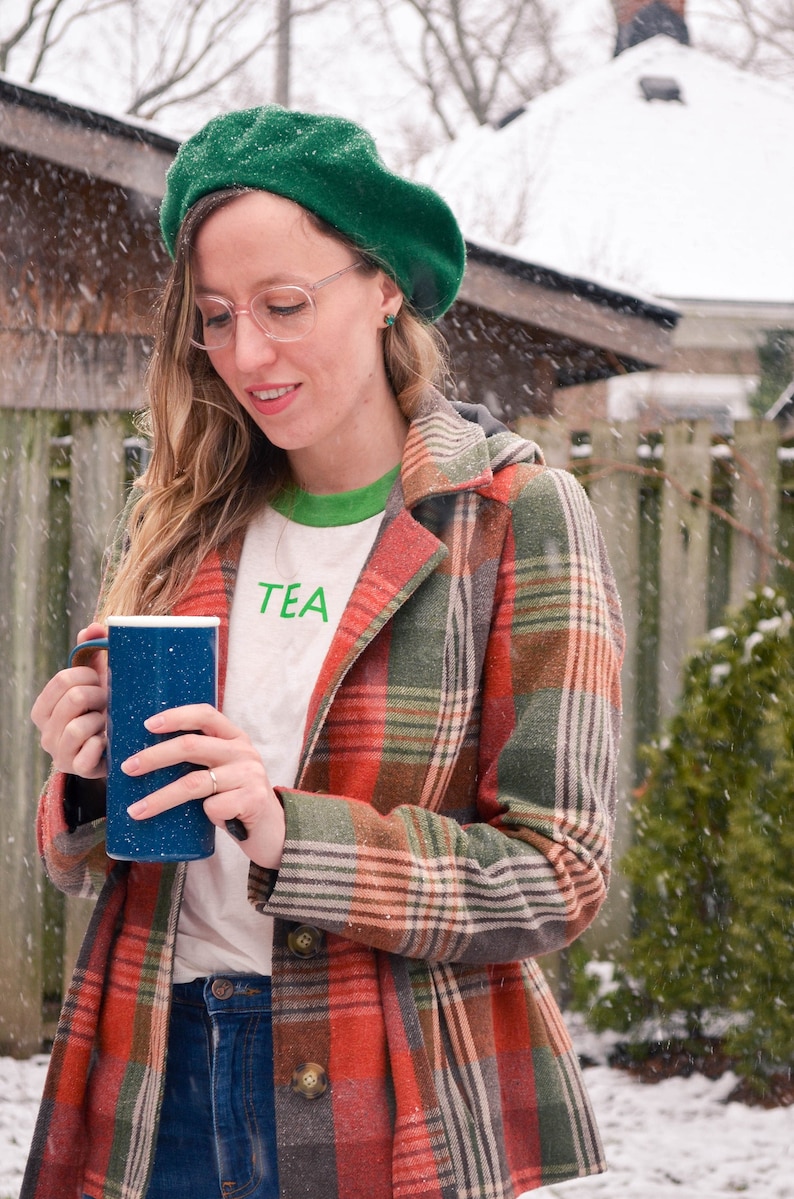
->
[378, 272, 404, 324]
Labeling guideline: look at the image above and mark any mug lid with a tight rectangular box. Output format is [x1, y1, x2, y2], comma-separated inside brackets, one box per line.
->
[106, 615, 220, 626]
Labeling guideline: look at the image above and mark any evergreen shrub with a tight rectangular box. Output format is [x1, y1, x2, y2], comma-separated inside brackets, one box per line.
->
[576, 587, 794, 1086]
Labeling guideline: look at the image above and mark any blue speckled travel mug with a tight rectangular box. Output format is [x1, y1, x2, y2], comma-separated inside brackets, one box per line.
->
[68, 615, 220, 862]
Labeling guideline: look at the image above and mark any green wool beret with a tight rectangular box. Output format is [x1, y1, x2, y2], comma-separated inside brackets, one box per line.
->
[160, 106, 466, 323]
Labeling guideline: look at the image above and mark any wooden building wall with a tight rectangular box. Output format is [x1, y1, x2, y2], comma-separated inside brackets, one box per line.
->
[0, 150, 168, 412]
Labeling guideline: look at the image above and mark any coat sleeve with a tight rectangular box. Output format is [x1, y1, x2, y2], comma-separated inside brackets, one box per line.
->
[249, 466, 625, 964]
[37, 770, 112, 898]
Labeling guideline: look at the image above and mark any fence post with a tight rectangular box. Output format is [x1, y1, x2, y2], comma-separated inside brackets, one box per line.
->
[514, 417, 571, 469]
[0, 410, 53, 1055]
[60, 413, 128, 992]
[587, 421, 641, 953]
[657, 421, 713, 724]
[729, 419, 781, 608]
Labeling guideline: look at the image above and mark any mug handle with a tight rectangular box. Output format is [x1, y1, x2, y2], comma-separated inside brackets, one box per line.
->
[68, 637, 109, 667]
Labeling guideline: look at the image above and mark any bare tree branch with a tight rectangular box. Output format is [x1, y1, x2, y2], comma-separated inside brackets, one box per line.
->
[0, 0, 49, 72]
[25, 0, 124, 81]
[419, 25, 458, 138]
[695, 0, 794, 82]
[129, 0, 257, 113]
[1, 0, 340, 123]
[370, 0, 564, 137]
[0, 0, 107, 75]
[131, 0, 341, 117]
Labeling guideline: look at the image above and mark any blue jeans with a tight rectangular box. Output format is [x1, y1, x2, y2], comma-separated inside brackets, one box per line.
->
[145, 975, 279, 1199]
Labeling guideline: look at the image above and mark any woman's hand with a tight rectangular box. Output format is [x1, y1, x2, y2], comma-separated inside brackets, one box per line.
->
[30, 622, 109, 779]
[121, 705, 286, 871]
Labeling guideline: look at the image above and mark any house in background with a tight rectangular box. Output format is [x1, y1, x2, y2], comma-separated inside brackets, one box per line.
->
[417, 0, 794, 433]
[439, 238, 676, 423]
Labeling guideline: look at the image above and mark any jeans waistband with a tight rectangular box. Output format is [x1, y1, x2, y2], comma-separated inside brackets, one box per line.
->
[172, 974, 272, 1014]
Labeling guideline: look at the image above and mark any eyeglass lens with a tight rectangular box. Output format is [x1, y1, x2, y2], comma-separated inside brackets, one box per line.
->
[194, 286, 316, 349]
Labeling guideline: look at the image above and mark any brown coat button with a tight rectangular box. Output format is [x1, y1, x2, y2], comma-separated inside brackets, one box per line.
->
[291, 1062, 328, 1100]
[211, 978, 235, 1000]
[287, 924, 323, 958]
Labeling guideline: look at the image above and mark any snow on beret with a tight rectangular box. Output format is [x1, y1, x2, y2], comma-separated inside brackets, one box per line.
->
[159, 105, 466, 323]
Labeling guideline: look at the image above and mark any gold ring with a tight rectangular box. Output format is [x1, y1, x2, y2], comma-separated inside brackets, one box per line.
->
[208, 769, 218, 797]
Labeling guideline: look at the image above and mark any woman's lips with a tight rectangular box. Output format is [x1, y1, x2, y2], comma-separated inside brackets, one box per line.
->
[247, 383, 300, 415]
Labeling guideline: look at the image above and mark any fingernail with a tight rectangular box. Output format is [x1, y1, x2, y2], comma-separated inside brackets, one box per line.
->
[122, 756, 141, 774]
[127, 799, 148, 819]
[145, 714, 165, 731]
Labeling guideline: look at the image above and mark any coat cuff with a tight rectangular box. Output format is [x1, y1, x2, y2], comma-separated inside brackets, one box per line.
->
[248, 863, 280, 912]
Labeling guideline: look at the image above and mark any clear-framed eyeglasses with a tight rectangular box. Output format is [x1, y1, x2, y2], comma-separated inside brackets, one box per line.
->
[191, 261, 362, 350]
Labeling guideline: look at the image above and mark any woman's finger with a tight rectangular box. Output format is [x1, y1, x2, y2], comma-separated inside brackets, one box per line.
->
[121, 729, 220, 778]
[69, 730, 109, 779]
[120, 705, 250, 779]
[124, 747, 264, 811]
[143, 704, 233, 738]
[48, 708, 108, 772]
[31, 667, 104, 730]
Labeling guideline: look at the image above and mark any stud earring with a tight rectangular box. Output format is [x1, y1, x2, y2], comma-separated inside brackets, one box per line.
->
[384, 313, 396, 327]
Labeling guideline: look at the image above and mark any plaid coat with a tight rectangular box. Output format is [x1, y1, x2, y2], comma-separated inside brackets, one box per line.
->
[23, 393, 624, 1199]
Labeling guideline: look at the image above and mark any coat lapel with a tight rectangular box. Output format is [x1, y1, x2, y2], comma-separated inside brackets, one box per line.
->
[299, 500, 447, 780]
[298, 396, 499, 780]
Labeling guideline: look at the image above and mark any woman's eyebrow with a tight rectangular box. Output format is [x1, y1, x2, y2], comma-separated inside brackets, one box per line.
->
[192, 273, 309, 297]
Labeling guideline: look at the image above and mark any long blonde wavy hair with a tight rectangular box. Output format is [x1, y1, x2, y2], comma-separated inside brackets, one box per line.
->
[99, 189, 449, 618]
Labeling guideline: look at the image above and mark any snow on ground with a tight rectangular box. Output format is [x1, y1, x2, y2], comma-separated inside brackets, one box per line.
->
[0, 1055, 48, 1199]
[537, 1064, 793, 1198]
[0, 1023, 791, 1199]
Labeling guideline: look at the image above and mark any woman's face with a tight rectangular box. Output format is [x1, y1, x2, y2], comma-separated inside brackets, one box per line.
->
[190, 190, 405, 493]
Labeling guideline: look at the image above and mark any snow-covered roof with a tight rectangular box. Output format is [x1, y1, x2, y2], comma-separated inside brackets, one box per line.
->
[416, 36, 794, 306]
[0, 75, 178, 196]
[0, 75, 178, 152]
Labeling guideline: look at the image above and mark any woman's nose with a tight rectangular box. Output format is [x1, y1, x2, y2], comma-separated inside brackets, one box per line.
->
[233, 311, 278, 370]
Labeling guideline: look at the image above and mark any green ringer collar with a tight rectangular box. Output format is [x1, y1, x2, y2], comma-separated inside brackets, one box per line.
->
[270, 464, 400, 528]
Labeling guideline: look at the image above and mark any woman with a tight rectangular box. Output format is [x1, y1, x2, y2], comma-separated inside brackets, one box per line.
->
[25, 106, 624, 1199]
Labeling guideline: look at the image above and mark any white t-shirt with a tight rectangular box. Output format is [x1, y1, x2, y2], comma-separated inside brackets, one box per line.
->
[173, 469, 397, 983]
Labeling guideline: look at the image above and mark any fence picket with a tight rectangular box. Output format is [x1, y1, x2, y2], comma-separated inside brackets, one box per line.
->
[587, 421, 642, 952]
[657, 421, 714, 723]
[0, 411, 53, 1054]
[62, 413, 129, 992]
[729, 420, 781, 609]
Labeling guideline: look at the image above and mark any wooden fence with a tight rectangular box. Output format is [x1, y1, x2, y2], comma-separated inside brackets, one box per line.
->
[0, 412, 789, 1054]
